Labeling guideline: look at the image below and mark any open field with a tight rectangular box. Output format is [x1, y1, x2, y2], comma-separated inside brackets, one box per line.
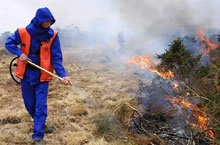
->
[0, 48, 151, 145]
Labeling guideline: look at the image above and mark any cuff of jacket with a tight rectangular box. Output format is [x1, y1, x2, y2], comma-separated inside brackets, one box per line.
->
[57, 72, 67, 78]
[17, 50, 23, 57]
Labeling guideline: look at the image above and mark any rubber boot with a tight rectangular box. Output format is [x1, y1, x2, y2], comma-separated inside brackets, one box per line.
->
[34, 139, 44, 145]
[44, 125, 53, 134]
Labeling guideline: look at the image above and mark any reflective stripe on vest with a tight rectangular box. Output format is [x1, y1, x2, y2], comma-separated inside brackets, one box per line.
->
[16, 28, 57, 82]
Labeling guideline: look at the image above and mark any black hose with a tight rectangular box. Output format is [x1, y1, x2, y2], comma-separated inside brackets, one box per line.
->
[9, 56, 21, 84]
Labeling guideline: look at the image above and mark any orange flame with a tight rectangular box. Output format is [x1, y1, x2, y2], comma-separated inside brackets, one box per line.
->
[165, 96, 214, 138]
[197, 29, 218, 55]
[190, 107, 215, 139]
[165, 96, 192, 108]
[126, 55, 174, 79]
[171, 81, 179, 88]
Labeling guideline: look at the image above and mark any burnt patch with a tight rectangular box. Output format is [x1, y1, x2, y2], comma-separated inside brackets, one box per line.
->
[131, 78, 215, 145]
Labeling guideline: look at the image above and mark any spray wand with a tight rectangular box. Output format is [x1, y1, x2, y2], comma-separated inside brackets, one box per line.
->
[27, 60, 83, 95]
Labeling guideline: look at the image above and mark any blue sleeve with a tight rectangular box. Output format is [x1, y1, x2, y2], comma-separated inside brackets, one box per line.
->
[5, 30, 23, 57]
[51, 34, 67, 77]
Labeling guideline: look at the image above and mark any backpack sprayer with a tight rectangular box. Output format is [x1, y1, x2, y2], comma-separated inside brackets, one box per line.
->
[10, 56, 83, 95]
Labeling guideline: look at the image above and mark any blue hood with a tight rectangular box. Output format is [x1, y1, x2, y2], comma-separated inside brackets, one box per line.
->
[26, 7, 55, 41]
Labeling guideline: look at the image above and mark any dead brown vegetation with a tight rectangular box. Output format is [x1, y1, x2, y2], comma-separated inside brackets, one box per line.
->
[0, 48, 164, 145]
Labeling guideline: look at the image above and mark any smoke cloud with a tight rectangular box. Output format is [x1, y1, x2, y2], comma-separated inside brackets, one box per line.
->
[1, 0, 220, 56]
[115, 0, 217, 35]
[113, 0, 220, 54]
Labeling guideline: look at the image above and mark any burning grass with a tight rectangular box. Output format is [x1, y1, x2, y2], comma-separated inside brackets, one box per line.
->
[126, 54, 174, 79]
[0, 39, 219, 145]
[125, 30, 220, 144]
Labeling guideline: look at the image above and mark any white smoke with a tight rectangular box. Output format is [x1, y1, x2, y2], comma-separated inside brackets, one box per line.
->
[113, 0, 220, 54]
[116, 0, 220, 34]
[1, 0, 220, 56]
[0, 0, 123, 35]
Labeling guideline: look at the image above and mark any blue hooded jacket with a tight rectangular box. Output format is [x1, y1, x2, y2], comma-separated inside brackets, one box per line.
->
[26, 7, 55, 41]
[5, 7, 67, 85]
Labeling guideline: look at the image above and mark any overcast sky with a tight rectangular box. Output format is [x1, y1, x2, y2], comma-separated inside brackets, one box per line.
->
[1, 0, 220, 32]
[0, 0, 124, 33]
[1, 0, 220, 54]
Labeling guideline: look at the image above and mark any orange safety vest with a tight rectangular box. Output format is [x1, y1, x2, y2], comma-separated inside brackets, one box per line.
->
[16, 28, 57, 82]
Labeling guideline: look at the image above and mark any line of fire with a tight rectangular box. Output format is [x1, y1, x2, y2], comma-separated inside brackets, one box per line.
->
[124, 29, 219, 145]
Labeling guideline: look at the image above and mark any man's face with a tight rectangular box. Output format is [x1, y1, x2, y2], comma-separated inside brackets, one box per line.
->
[41, 20, 53, 28]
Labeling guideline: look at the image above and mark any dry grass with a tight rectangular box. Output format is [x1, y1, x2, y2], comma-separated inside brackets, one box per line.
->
[0, 48, 151, 145]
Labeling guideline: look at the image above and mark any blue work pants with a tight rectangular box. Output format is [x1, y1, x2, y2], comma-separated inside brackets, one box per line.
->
[21, 79, 48, 139]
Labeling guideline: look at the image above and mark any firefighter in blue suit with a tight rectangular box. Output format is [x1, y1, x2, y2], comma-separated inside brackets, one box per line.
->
[5, 7, 70, 145]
